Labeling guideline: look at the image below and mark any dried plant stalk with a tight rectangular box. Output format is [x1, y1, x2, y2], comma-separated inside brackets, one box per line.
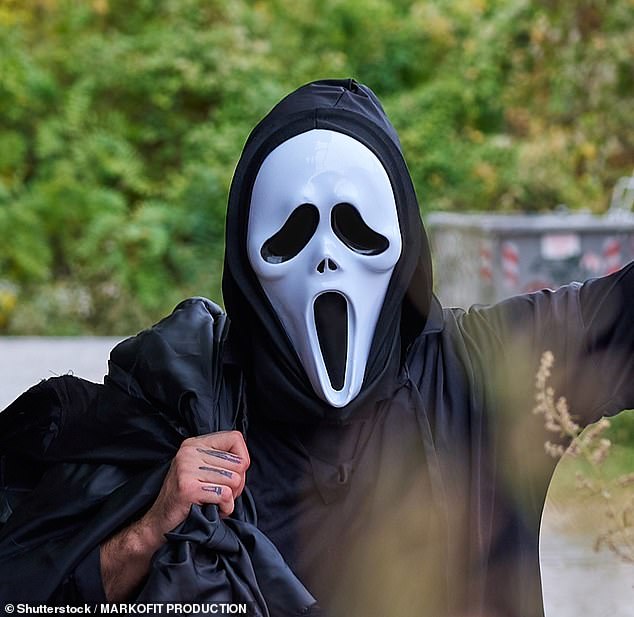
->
[533, 351, 634, 564]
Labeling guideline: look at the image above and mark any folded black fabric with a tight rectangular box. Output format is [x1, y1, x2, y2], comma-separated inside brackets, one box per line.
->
[0, 297, 317, 616]
[137, 505, 319, 616]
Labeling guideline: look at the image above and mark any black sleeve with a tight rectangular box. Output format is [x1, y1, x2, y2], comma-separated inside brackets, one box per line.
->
[48, 545, 108, 605]
[576, 261, 634, 416]
[461, 260, 634, 427]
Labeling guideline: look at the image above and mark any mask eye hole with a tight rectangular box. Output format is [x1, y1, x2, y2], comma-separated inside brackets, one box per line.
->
[331, 203, 389, 256]
[261, 203, 319, 264]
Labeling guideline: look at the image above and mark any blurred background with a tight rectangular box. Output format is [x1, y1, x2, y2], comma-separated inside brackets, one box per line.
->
[1, 0, 633, 613]
[0, 0, 632, 335]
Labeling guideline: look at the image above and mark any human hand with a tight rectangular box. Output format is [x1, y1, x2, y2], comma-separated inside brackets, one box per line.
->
[141, 430, 250, 540]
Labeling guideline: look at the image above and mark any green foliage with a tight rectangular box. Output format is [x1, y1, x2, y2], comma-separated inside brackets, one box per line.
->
[0, 0, 632, 333]
[606, 410, 634, 450]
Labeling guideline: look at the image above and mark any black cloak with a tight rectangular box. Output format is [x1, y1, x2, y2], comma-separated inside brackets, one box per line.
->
[221, 79, 634, 616]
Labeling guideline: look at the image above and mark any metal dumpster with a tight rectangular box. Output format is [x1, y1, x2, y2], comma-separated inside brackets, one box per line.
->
[427, 180, 634, 308]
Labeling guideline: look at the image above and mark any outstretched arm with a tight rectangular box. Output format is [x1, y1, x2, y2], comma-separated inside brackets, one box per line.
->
[462, 260, 634, 427]
[456, 261, 634, 542]
[574, 261, 634, 417]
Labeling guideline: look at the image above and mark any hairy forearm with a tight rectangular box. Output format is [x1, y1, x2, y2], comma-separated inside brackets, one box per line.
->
[100, 516, 165, 602]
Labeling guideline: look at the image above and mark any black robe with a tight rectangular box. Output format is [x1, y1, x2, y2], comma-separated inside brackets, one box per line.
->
[246, 269, 634, 616]
[220, 78, 634, 615]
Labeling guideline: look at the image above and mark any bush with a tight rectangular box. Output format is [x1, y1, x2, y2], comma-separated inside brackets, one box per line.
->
[0, 0, 631, 333]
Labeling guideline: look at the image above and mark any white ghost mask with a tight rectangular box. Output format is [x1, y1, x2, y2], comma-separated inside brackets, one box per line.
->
[247, 129, 402, 408]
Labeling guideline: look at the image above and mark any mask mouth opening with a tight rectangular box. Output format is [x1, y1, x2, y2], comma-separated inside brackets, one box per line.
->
[314, 292, 348, 392]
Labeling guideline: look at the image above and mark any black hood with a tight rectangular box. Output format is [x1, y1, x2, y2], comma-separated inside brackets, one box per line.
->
[222, 78, 432, 423]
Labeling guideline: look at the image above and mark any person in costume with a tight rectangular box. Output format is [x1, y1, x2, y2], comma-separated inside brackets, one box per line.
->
[1, 79, 633, 617]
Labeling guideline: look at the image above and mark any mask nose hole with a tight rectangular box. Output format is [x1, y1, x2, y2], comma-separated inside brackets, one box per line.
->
[316, 258, 339, 274]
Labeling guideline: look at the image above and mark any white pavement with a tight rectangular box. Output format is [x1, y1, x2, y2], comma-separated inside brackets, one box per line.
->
[0, 337, 124, 410]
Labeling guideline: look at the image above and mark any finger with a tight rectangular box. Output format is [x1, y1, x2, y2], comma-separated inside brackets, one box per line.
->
[196, 447, 244, 468]
[198, 482, 235, 516]
[197, 459, 246, 498]
[193, 431, 250, 467]
[196, 464, 242, 497]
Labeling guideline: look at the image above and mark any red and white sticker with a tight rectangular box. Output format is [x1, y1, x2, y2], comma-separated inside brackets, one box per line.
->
[479, 240, 493, 282]
[602, 237, 622, 275]
[501, 241, 519, 288]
